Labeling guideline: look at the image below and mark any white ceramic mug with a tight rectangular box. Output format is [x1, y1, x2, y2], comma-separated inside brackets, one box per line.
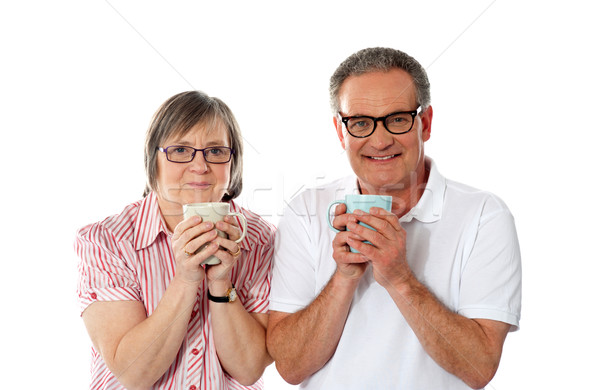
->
[182, 202, 247, 265]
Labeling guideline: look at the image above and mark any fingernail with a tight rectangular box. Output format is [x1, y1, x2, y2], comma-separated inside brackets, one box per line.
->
[354, 209, 367, 215]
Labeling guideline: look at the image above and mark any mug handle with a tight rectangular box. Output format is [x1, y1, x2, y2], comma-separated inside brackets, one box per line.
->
[327, 200, 345, 233]
[228, 212, 247, 243]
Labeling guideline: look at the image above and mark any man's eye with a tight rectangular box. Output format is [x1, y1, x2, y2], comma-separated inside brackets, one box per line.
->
[349, 118, 371, 129]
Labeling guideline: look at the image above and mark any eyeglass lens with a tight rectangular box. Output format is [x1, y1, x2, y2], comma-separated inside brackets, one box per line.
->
[346, 112, 415, 137]
[166, 146, 232, 163]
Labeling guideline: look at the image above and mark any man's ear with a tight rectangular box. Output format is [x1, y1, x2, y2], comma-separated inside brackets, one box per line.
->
[421, 105, 433, 142]
[334, 116, 346, 150]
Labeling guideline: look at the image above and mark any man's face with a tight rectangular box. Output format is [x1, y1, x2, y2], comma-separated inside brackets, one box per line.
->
[335, 69, 432, 196]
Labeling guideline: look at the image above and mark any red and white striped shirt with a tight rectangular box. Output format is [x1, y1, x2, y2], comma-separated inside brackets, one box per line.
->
[75, 192, 275, 390]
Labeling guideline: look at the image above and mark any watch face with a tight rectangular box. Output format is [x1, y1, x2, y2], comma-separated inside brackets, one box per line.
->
[228, 288, 237, 302]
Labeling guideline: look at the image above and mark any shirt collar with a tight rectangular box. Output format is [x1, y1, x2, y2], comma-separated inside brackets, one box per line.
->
[400, 157, 445, 223]
[133, 192, 170, 251]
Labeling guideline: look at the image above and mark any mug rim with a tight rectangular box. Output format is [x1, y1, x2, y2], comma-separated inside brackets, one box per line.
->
[345, 194, 392, 200]
[183, 201, 230, 208]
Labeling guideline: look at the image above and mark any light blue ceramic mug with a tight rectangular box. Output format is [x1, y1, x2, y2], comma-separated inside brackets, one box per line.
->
[327, 194, 393, 253]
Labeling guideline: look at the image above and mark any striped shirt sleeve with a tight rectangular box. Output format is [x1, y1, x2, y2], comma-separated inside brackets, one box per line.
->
[232, 206, 276, 315]
[75, 221, 142, 316]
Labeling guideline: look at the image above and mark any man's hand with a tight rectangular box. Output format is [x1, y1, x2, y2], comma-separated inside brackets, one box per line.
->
[331, 203, 369, 280]
[345, 207, 413, 288]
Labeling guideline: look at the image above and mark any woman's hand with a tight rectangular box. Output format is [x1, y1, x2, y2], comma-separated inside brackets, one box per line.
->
[206, 215, 244, 283]
[171, 216, 220, 285]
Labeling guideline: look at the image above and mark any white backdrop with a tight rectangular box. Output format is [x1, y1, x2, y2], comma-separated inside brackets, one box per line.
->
[1, 1, 598, 388]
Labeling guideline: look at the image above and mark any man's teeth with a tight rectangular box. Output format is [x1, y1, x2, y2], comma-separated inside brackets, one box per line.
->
[370, 155, 396, 160]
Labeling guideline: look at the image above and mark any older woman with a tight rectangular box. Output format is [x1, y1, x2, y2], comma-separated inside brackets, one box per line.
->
[75, 91, 274, 389]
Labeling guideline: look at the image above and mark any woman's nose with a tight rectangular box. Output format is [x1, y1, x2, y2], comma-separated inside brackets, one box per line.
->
[189, 151, 209, 173]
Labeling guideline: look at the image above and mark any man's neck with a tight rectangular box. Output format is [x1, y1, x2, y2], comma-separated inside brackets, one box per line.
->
[358, 166, 430, 218]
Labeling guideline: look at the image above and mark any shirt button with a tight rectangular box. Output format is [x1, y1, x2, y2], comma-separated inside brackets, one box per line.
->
[190, 386, 197, 390]
[90, 292, 97, 299]
[190, 310, 197, 319]
[191, 348, 200, 355]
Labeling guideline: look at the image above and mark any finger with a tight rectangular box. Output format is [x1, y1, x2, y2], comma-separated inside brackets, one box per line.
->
[211, 234, 239, 257]
[334, 244, 370, 264]
[216, 216, 242, 242]
[346, 219, 380, 244]
[334, 203, 347, 216]
[332, 231, 371, 265]
[332, 230, 363, 249]
[211, 244, 240, 267]
[192, 241, 220, 264]
[172, 216, 202, 239]
[174, 220, 214, 250]
[331, 203, 348, 231]
[370, 207, 402, 231]
[332, 212, 358, 232]
[184, 227, 219, 255]
[352, 210, 398, 238]
[347, 237, 377, 259]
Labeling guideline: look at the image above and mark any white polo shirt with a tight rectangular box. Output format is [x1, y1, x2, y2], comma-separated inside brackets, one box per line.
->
[270, 158, 522, 389]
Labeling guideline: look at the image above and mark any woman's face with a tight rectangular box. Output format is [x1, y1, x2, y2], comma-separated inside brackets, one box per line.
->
[155, 121, 232, 212]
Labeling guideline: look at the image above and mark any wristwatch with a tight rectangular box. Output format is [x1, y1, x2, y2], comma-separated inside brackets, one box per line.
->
[207, 285, 237, 303]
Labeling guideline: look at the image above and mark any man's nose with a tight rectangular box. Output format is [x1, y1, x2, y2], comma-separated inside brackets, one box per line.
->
[370, 120, 394, 147]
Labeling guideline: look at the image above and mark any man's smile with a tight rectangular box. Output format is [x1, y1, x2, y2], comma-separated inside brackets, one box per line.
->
[366, 153, 401, 161]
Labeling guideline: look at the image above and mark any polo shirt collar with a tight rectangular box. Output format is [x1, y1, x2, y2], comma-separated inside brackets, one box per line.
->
[400, 157, 445, 223]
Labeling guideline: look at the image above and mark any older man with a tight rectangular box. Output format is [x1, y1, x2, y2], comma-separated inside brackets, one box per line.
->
[266, 47, 521, 389]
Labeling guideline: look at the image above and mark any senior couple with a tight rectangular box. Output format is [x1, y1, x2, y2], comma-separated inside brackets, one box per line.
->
[75, 47, 521, 390]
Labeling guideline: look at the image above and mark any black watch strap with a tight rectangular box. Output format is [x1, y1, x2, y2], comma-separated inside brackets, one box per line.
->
[207, 285, 236, 303]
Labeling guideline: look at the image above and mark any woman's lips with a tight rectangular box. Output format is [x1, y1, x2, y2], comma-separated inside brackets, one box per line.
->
[186, 182, 212, 189]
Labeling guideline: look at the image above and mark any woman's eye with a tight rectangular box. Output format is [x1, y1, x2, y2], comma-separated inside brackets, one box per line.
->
[208, 148, 224, 155]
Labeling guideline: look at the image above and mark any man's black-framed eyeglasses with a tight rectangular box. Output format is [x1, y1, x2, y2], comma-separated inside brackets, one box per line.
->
[157, 145, 234, 164]
[339, 106, 422, 138]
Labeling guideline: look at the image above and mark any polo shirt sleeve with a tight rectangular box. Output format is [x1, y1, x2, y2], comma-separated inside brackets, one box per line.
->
[74, 222, 142, 316]
[270, 196, 318, 313]
[457, 196, 522, 330]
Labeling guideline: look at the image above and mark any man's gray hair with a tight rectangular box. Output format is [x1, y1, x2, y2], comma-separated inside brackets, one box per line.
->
[329, 47, 431, 114]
